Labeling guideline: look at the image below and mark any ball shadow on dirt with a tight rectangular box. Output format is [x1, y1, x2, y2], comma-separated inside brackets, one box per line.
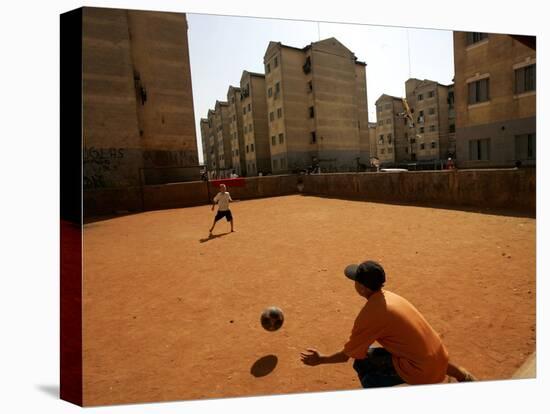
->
[250, 355, 278, 377]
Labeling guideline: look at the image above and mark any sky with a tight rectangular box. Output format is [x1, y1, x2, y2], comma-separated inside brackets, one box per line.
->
[187, 13, 455, 163]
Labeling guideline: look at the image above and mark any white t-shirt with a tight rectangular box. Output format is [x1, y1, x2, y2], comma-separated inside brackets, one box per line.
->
[213, 191, 232, 211]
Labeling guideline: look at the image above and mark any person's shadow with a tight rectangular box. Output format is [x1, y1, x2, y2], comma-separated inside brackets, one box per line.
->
[250, 355, 278, 377]
[199, 232, 231, 243]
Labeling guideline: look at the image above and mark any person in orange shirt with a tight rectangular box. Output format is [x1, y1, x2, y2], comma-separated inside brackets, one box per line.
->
[300, 260, 476, 387]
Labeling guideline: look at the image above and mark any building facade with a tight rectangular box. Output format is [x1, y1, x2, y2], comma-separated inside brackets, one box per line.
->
[199, 118, 210, 168]
[240, 71, 271, 176]
[405, 78, 453, 162]
[374, 95, 406, 164]
[263, 37, 369, 173]
[213, 101, 232, 178]
[453, 32, 536, 168]
[83, 7, 199, 191]
[226, 86, 246, 176]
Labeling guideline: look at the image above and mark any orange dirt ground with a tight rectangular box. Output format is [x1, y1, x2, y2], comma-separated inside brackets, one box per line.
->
[82, 195, 536, 406]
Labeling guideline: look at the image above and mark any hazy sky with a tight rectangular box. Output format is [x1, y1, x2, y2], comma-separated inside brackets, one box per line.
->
[187, 13, 454, 163]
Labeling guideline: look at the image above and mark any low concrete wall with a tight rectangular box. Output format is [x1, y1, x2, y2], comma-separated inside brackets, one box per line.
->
[302, 168, 536, 214]
[83, 169, 535, 217]
[207, 175, 298, 201]
[84, 174, 300, 217]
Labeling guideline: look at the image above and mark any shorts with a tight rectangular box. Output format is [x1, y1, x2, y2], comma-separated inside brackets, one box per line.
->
[214, 209, 233, 222]
[352, 347, 405, 388]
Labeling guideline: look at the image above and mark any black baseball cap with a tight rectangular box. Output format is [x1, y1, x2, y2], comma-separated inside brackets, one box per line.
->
[344, 260, 386, 291]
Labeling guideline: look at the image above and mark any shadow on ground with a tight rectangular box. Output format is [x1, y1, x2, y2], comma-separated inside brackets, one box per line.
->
[199, 232, 231, 243]
[250, 355, 278, 377]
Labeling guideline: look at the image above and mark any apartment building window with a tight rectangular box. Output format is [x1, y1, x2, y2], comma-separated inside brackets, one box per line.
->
[515, 133, 536, 160]
[431, 141, 437, 149]
[281, 158, 286, 168]
[449, 124, 456, 133]
[428, 91, 435, 98]
[419, 127, 425, 133]
[378, 120, 383, 126]
[279, 133, 285, 144]
[274, 56, 278, 67]
[386, 119, 391, 124]
[404, 118, 408, 125]
[418, 94, 423, 101]
[243, 107, 246, 115]
[231, 97, 235, 103]
[380, 149, 385, 154]
[311, 131, 316, 143]
[469, 138, 491, 161]
[308, 80, 313, 92]
[236, 149, 239, 156]
[515, 64, 536, 94]
[387, 134, 392, 144]
[268, 87, 273, 97]
[269, 112, 275, 122]
[273, 159, 278, 169]
[271, 136, 276, 145]
[277, 108, 283, 118]
[378, 135, 384, 144]
[429, 125, 436, 132]
[266, 63, 271, 73]
[429, 107, 435, 115]
[420, 143, 425, 150]
[468, 78, 490, 104]
[251, 143, 254, 152]
[275, 82, 280, 93]
[247, 103, 251, 111]
[404, 132, 408, 139]
[384, 104, 391, 110]
[246, 145, 249, 153]
[466, 32, 488, 45]
[309, 106, 315, 118]
[233, 115, 236, 121]
[244, 125, 247, 133]
[388, 148, 393, 154]
[249, 123, 253, 132]
[405, 147, 409, 154]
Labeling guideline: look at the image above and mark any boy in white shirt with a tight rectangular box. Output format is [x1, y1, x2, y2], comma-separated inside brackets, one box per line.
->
[209, 184, 234, 235]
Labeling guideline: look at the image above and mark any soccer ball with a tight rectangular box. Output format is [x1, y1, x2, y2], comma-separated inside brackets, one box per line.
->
[260, 306, 284, 331]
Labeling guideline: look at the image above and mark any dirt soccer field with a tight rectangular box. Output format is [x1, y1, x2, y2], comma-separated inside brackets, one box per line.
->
[82, 195, 536, 406]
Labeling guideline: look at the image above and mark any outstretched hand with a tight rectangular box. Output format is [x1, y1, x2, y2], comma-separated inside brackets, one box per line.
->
[300, 348, 322, 366]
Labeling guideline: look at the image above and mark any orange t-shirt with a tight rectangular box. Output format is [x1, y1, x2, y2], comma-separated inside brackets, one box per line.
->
[343, 290, 449, 384]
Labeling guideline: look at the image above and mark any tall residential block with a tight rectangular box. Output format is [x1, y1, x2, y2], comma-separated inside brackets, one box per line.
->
[226, 86, 246, 176]
[405, 78, 453, 161]
[374, 95, 406, 164]
[83, 7, 199, 191]
[453, 32, 536, 168]
[240, 71, 271, 176]
[263, 37, 369, 173]
[213, 101, 232, 177]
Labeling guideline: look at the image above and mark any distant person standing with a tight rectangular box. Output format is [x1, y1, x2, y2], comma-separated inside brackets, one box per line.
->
[446, 158, 456, 170]
[230, 170, 239, 178]
[209, 184, 234, 236]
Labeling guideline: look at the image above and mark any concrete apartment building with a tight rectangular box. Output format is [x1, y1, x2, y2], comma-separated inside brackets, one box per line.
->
[263, 37, 369, 174]
[82, 7, 199, 191]
[405, 78, 453, 162]
[366, 122, 377, 165]
[227, 86, 246, 176]
[199, 118, 210, 168]
[204, 109, 218, 176]
[374, 95, 406, 164]
[213, 101, 232, 177]
[240, 71, 271, 176]
[453, 32, 536, 168]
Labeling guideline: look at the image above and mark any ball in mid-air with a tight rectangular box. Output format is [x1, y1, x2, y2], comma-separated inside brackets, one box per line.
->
[260, 306, 284, 331]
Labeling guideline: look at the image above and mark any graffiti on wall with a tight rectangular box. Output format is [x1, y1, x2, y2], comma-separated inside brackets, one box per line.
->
[83, 147, 125, 189]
